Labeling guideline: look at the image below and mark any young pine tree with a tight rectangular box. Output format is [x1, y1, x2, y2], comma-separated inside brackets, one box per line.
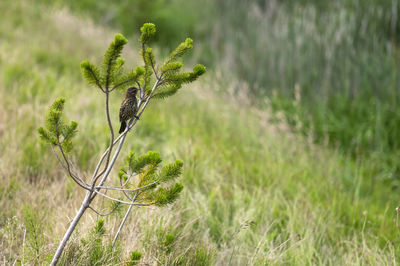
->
[38, 23, 205, 265]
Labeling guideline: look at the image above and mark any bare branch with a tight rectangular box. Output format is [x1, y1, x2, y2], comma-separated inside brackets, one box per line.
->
[149, 53, 159, 80]
[111, 77, 138, 92]
[112, 192, 139, 247]
[91, 92, 115, 186]
[119, 175, 134, 201]
[136, 81, 142, 91]
[120, 172, 138, 188]
[95, 181, 157, 192]
[57, 144, 90, 190]
[88, 205, 120, 217]
[89, 130, 129, 202]
[92, 189, 153, 206]
[51, 145, 68, 170]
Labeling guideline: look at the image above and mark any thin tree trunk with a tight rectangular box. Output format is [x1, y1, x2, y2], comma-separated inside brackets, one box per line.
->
[50, 193, 91, 266]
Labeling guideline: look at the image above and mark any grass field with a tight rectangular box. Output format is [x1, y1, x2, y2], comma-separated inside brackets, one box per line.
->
[1, 0, 400, 265]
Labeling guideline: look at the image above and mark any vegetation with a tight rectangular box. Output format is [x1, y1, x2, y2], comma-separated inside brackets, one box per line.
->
[1, 0, 400, 265]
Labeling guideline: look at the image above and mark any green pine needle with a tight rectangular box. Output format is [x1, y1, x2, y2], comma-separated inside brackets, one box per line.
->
[140, 23, 156, 44]
[102, 33, 128, 87]
[80, 60, 102, 88]
[38, 98, 78, 153]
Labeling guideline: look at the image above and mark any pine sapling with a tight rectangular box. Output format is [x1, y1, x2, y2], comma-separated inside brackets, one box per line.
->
[38, 23, 206, 265]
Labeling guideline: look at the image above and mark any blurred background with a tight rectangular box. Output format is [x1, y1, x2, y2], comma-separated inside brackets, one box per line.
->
[2, 0, 400, 264]
[46, 0, 400, 185]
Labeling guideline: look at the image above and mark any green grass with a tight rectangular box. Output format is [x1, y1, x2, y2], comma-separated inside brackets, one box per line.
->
[209, 0, 400, 175]
[1, 0, 400, 265]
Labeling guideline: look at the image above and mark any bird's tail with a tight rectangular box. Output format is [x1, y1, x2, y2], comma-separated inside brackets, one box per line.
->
[119, 121, 126, 134]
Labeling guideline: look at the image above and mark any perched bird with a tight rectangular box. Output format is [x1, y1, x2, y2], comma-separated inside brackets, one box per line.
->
[119, 86, 139, 134]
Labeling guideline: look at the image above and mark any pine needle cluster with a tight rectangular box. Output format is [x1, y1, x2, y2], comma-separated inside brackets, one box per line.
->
[119, 151, 184, 206]
[38, 97, 78, 153]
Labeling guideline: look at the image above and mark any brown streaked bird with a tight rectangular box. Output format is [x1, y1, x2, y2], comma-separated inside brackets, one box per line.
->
[119, 86, 139, 134]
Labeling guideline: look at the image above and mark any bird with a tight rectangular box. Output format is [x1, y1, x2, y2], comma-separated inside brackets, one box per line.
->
[119, 86, 139, 134]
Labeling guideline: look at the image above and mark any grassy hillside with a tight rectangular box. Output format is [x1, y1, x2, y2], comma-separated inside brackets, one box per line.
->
[1, 0, 400, 265]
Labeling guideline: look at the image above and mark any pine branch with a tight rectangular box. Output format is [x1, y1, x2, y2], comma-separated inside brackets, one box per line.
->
[102, 34, 128, 91]
[164, 38, 194, 65]
[80, 61, 103, 91]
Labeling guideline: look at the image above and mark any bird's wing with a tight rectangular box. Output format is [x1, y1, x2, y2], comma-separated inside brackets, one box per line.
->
[119, 98, 128, 122]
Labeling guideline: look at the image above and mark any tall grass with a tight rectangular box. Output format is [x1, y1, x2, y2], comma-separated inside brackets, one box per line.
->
[207, 1, 400, 181]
